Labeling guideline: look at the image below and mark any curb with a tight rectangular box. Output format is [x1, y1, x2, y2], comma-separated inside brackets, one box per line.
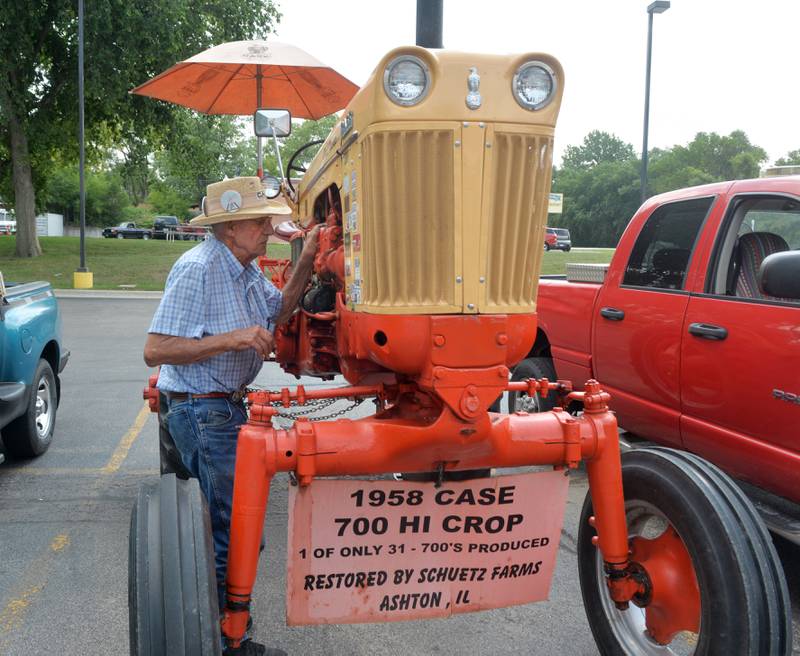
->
[54, 289, 163, 300]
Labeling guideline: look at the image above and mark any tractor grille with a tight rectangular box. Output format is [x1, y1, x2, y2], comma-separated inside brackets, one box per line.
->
[484, 131, 552, 310]
[358, 125, 552, 314]
[361, 128, 457, 311]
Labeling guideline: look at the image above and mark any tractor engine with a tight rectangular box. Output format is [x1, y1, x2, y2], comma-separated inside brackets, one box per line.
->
[270, 46, 564, 420]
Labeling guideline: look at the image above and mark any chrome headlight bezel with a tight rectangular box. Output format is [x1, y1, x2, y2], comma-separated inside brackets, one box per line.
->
[512, 61, 557, 111]
[383, 55, 431, 107]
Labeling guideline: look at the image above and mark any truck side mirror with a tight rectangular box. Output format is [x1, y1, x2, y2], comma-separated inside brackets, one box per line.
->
[254, 109, 292, 137]
[759, 251, 800, 299]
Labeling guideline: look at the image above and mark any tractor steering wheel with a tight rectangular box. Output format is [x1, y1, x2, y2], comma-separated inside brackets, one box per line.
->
[285, 139, 325, 194]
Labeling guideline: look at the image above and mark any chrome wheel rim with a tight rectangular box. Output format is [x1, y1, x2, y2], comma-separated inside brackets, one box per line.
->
[512, 391, 542, 413]
[35, 375, 54, 439]
[594, 500, 699, 655]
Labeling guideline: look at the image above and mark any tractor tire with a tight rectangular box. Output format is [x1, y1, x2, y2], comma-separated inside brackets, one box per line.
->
[129, 474, 221, 656]
[506, 357, 557, 414]
[578, 448, 791, 656]
[3, 359, 57, 457]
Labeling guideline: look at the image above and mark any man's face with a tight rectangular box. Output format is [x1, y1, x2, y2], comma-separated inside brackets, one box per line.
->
[229, 216, 275, 262]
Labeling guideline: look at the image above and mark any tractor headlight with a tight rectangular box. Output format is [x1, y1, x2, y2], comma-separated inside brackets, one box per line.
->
[512, 61, 556, 110]
[383, 55, 430, 106]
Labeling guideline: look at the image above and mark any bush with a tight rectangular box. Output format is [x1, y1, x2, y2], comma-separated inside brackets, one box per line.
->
[146, 185, 192, 220]
[121, 205, 155, 226]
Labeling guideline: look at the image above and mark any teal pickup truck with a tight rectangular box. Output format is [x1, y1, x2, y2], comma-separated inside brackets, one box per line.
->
[0, 277, 69, 461]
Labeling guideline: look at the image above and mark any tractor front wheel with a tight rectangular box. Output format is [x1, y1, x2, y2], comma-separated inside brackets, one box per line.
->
[129, 474, 221, 656]
[578, 448, 791, 656]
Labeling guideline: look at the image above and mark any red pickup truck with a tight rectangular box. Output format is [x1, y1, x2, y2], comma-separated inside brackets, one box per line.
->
[519, 176, 800, 534]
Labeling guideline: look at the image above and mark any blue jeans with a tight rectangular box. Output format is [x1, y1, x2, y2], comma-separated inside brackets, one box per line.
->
[166, 396, 247, 610]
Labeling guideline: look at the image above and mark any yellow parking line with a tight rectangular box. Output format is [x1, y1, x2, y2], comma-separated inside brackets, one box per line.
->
[0, 406, 154, 648]
[102, 402, 151, 474]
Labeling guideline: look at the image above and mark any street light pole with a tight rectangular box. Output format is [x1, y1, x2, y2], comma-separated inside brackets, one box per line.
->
[73, 0, 93, 289]
[641, 0, 670, 204]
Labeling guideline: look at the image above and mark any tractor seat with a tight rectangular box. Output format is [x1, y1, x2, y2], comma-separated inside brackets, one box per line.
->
[731, 232, 790, 299]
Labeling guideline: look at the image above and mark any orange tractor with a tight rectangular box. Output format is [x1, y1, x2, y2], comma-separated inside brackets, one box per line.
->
[133, 46, 790, 656]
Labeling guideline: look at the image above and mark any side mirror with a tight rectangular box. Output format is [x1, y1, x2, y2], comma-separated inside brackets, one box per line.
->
[759, 251, 800, 299]
[254, 109, 292, 137]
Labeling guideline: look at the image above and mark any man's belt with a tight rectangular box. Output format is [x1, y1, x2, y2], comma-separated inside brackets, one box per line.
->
[165, 388, 247, 403]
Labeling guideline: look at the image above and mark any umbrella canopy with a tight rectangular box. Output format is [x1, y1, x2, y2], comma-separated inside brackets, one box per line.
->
[131, 40, 358, 119]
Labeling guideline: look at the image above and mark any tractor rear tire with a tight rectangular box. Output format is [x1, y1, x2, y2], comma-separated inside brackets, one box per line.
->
[129, 474, 221, 656]
[578, 448, 791, 656]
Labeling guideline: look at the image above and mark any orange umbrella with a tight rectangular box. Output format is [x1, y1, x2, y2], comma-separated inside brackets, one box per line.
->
[131, 40, 358, 120]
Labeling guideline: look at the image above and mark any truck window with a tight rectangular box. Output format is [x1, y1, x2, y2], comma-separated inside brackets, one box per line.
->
[708, 195, 800, 301]
[622, 197, 713, 290]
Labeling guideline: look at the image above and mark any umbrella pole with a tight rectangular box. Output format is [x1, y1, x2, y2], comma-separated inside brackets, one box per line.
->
[256, 64, 263, 177]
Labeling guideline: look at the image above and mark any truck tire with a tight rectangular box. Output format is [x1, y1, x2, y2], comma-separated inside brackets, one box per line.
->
[129, 475, 221, 656]
[3, 359, 57, 457]
[117, 233, 124, 239]
[506, 357, 557, 413]
[578, 448, 791, 656]
[544, 242, 551, 251]
[142, 233, 150, 240]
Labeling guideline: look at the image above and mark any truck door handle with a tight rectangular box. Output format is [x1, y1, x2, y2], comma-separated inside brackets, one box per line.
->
[600, 307, 625, 321]
[688, 323, 728, 340]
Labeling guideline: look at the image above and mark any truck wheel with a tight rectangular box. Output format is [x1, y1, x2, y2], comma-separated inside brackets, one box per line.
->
[3, 359, 57, 457]
[129, 475, 221, 656]
[563, 246, 571, 252]
[142, 233, 150, 240]
[506, 357, 557, 413]
[117, 233, 124, 239]
[578, 448, 791, 656]
[544, 243, 551, 251]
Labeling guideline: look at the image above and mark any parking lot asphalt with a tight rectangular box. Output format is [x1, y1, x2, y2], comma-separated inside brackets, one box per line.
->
[0, 297, 797, 655]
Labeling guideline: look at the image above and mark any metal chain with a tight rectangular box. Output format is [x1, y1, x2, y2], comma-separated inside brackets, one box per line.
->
[245, 386, 369, 422]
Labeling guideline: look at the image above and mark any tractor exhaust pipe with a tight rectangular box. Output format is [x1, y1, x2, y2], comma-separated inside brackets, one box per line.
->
[416, 0, 443, 48]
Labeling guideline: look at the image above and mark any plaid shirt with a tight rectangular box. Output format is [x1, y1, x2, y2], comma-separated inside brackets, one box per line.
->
[149, 236, 283, 394]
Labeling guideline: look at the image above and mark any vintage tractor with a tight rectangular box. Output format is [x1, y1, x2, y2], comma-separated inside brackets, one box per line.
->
[132, 47, 791, 655]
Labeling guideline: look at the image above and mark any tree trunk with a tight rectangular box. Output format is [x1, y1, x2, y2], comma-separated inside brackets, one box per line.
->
[7, 108, 41, 258]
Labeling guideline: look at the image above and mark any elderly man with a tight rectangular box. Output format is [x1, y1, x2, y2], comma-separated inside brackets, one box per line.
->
[144, 176, 317, 656]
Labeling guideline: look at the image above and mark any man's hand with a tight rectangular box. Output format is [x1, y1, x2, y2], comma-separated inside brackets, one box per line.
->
[301, 223, 321, 258]
[227, 325, 275, 360]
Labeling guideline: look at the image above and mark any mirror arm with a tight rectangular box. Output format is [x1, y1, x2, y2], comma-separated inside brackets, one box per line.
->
[269, 119, 286, 186]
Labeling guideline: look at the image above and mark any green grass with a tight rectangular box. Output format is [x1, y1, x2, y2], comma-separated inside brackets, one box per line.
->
[540, 247, 614, 275]
[0, 236, 291, 290]
[0, 236, 613, 290]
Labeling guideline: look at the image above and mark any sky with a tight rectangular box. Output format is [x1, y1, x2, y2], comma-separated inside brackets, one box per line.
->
[273, 0, 800, 167]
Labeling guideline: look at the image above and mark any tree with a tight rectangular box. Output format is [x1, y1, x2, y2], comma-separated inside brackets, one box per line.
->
[0, 1, 280, 257]
[560, 130, 636, 170]
[262, 114, 340, 177]
[775, 149, 800, 166]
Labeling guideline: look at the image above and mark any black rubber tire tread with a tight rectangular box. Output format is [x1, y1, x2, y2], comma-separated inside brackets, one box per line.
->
[650, 447, 792, 656]
[4, 359, 56, 457]
[506, 357, 557, 414]
[578, 447, 792, 656]
[129, 474, 221, 656]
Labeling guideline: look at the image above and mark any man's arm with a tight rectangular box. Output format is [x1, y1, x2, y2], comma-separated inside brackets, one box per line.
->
[276, 224, 320, 325]
[144, 326, 275, 367]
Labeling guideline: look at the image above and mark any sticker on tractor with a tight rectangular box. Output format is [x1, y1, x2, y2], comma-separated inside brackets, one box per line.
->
[352, 233, 361, 252]
[286, 471, 569, 625]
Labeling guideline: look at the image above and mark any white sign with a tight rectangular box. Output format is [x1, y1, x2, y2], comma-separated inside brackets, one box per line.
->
[286, 471, 569, 625]
[548, 193, 563, 214]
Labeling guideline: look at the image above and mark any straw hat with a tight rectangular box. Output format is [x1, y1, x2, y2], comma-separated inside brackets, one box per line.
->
[191, 176, 292, 226]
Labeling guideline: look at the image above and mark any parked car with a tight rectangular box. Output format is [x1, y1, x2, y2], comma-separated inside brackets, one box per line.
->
[521, 176, 800, 540]
[544, 227, 571, 251]
[0, 276, 69, 461]
[102, 222, 151, 239]
[152, 215, 208, 241]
